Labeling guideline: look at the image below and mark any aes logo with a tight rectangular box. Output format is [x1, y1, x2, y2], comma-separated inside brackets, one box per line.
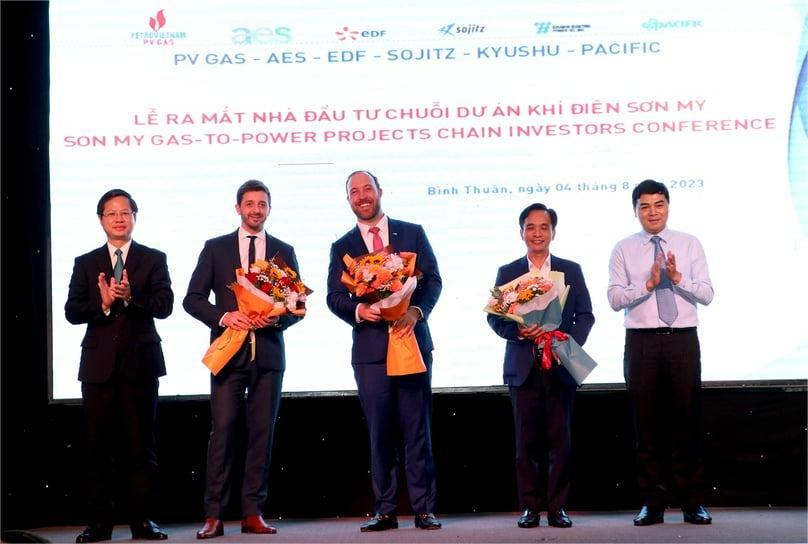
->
[232, 26, 292, 44]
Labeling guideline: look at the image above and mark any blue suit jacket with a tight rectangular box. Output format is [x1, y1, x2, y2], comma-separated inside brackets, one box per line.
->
[327, 218, 442, 364]
[487, 255, 594, 387]
[183, 230, 302, 371]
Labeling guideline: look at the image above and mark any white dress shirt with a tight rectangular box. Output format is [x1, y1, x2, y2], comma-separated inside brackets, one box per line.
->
[239, 227, 266, 270]
[103, 240, 132, 314]
[106, 240, 132, 269]
[607, 228, 713, 328]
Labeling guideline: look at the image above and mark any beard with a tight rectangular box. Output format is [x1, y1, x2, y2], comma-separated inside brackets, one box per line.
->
[351, 199, 381, 221]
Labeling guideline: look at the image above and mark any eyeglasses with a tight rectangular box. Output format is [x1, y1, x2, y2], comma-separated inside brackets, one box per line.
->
[102, 210, 133, 219]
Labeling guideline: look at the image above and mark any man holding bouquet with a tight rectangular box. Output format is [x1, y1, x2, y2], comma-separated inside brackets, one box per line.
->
[184, 180, 303, 538]
[487, 203, 594, 529]
[608, 179, 714, 526]
[327, 170, 443, 532]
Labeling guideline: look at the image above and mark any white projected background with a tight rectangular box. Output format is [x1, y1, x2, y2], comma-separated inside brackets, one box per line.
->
[49, 1, 808, 399]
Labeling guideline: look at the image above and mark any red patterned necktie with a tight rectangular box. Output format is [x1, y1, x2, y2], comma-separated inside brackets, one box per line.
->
[369, 226, 383, 251]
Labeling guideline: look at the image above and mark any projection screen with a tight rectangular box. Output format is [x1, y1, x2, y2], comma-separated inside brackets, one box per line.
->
[49, 0, 808, 399]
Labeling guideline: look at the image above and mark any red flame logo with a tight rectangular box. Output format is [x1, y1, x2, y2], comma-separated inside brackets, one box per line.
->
[149, 10, 166, 31]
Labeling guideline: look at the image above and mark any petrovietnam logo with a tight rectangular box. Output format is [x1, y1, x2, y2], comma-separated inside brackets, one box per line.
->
[131, 9, 188, 46]
[149, 9, 166, 31]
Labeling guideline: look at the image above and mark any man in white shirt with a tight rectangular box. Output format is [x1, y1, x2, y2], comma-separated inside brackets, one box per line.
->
[608, 179, 714, 526]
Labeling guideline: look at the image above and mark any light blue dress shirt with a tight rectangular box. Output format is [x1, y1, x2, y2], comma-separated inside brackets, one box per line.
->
[608, 228, 713, 328]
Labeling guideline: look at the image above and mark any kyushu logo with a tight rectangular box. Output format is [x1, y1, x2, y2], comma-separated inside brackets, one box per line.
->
[149, 10, 166, 31]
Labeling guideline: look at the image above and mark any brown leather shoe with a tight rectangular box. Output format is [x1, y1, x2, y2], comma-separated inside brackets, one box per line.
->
[241, 515, 277, 534]
[196, 518, 223, 539]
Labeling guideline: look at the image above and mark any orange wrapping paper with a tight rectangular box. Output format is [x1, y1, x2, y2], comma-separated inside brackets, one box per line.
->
[202, 267, 305, 375]
[340, 249, 425, 376]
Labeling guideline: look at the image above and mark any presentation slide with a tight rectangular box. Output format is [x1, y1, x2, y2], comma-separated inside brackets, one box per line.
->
[49, 0, 808, 399]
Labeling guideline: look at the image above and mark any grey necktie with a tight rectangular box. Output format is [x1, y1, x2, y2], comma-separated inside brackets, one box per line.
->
[113, 248, 124, 283]
[651, 235, 678, 326]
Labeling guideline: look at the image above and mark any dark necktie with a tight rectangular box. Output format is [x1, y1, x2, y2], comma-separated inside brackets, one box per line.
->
[113, 248, 124, 282]
[651, 235, 678, 326]
[368, 226, 383, 251]
[247, 235, 257, 268]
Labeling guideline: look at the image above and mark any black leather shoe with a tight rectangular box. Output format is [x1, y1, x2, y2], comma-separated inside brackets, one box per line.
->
[548, 508, 573, 528]
[517, 509, 539, 528]
[359, 513, 398, 532]
[76, 524, 112, 543]
[414, 513, 442, 530]
[633, 505, 664, 526]
[682, 505, 712, 525]
[130, 519, 168, 540]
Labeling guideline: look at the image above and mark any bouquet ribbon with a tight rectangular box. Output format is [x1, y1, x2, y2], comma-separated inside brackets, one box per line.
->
[533, 330, 569, 370]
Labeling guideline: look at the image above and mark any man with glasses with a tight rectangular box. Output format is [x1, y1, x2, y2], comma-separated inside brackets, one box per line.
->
[66, 189, 174, 542]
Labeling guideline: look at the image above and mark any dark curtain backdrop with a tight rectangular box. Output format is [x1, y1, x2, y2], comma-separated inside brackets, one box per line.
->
[2, 1, 806, 531]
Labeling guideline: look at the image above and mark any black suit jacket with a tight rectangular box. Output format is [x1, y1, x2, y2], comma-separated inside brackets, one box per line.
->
[183, 230, 301, 371]
[326, 218, 442, 364]
[65, 241, 173, 383]
[487, 255, 594, 388]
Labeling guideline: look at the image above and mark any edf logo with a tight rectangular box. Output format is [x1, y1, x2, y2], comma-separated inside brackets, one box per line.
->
[335, 26, 386, 40]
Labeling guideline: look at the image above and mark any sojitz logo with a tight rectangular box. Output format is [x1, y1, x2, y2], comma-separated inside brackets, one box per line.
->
[439, 23, 485, 36]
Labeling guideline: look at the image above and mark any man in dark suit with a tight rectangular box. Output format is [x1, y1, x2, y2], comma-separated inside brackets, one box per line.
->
[487, 203, 594, 529]
[65, 189, 173, 542]
[184, 179, 302, 539]
[327, 170, 443, 532]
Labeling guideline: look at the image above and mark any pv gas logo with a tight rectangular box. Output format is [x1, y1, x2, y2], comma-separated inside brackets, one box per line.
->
[232, 26, 292, 45]
[438, 23, 485, 36]
[131, 9, 187, 46]
[335, 26, 386, 40]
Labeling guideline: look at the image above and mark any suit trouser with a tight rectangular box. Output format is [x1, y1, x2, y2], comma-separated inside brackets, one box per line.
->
[509, 366, 575, 512]
[624, 328, 705, 510]
[353, 353, 437, 515]
[203, 364, 283, 518]
[81, 376, 159, 524]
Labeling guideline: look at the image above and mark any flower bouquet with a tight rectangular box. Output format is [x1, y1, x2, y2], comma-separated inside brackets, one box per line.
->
[340, 246, 426, 376]
[203, 254, 311, 375]
[485, 270, 596, 385]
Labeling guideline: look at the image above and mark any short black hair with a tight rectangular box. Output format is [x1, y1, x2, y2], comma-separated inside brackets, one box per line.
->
[345, 170, 380, 193]
[96, 189, 138, 217]
[237, 179, 271, 205]
[632, 179, 669, 208]
[519, 203, 557, 230]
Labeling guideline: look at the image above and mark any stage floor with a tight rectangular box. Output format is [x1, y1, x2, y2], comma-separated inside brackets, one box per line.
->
[11, 508, 807, 543]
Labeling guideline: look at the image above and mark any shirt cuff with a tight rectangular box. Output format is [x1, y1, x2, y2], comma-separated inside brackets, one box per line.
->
[411, 306, 424, 320]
